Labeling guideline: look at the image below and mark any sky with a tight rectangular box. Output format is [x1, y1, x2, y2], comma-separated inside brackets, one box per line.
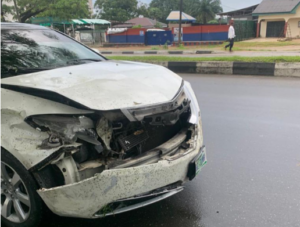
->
[92, 0, 262, 13]
[139, 0, 262, 12]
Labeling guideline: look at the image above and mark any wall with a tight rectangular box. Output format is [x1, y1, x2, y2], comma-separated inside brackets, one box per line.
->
[260, 19, 286, 37]
[178, 25, 229, 42]
[258, 5, 300, 38]
[107, 28, 147, 44]
[168, 24, 192, 29]
[288, 18, 300, 37]
[107, 25, 231, 44]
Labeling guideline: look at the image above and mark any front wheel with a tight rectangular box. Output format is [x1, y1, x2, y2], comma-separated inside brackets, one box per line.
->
[1, 149, 44, 227]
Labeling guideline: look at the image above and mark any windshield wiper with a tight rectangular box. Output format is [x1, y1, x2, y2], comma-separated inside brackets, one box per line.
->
[20, 67, 53, 72]
[66, 59, 102, 65]
[1, 67, 54, 78]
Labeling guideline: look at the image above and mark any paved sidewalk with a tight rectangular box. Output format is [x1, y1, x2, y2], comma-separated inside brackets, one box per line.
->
[101, 50, 300, 57]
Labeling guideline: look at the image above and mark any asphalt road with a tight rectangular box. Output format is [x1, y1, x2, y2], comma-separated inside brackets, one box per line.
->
[41, 74, 300, 227]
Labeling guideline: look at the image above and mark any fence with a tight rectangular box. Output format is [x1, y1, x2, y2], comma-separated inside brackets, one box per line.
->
[106, 23, 256, 45]
[178, 25, 229, 42]
[74, 30, 106, 45]
[234, 21, 257, 41]
[107, 28, 148, 44]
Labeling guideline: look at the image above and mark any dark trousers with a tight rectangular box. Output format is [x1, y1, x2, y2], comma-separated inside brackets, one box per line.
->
[225, 38, 234, 51]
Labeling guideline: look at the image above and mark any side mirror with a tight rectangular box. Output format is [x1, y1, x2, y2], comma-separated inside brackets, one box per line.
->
[92, 48, 100, 54]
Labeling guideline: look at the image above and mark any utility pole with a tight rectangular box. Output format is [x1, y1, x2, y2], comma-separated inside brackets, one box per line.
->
[178, 0, 183, 45]
[12, 0, 21, 22]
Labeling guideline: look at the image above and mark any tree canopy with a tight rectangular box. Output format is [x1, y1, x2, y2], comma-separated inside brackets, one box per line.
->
[93, 0, 223, 24]
[1, 0, 90, 23]
[150, 0, 194, 23]
[94, 0, 138, 22]
[1, 0, 223, 24]
[188, 0, 223, 24]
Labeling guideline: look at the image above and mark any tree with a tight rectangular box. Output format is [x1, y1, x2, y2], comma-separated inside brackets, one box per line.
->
[189, 0, 223, 24]
[39, 0, 90, 20]
[154, 22, 163, 28]
[208, 19, 218, 24]
[1, 0, 14, 22]
[136, 2, 149, 18]
[150, 0, 194, 23]
[95, 0, 138, 22]
[148, 7, 162, 20]
[1, 0, 89, 23]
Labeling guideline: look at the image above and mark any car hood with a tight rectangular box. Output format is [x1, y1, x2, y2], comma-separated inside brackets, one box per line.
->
[1, 61, 182, 110]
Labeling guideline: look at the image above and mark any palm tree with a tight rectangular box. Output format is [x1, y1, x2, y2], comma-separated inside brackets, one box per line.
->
[189, 0, 223, 24]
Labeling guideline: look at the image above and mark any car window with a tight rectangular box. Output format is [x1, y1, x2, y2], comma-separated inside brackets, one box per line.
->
[1, 29, 105, 78]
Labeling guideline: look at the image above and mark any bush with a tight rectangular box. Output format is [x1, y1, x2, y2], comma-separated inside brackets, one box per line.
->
[163, 40, 170, 49]
[132, 24, 142, 28]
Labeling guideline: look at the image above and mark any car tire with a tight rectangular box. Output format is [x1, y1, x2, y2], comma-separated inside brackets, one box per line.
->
[1, 148, 44, 227]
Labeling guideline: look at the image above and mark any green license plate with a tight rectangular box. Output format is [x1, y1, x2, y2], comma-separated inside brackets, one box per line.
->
[195, 149, 207, 175]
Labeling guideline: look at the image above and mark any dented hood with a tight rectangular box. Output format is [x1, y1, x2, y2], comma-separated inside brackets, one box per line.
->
[1, 61, 182, 110]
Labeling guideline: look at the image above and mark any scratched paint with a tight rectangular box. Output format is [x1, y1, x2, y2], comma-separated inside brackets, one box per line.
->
[37, 123, 204, 219]
[1, 61, 182, 110]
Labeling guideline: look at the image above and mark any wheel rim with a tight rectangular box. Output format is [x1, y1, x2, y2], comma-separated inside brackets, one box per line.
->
[1, 162, 31, 223]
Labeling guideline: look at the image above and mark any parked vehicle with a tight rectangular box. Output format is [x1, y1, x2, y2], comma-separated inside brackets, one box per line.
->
[1, 23, 207, 227]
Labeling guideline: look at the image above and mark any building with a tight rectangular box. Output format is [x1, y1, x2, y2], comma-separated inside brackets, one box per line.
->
[253, 0, 300, 38]
[166, 11, 196, 28]
[122, 16, 167, 29]
[218, 4, 259, 23]
[88, 0, 94, 17]
[217, 5, 259, 41]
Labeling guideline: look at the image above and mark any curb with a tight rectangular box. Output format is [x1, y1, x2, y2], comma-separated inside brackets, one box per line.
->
[137, 61, 300, 77]
[100, 50, 213, 55]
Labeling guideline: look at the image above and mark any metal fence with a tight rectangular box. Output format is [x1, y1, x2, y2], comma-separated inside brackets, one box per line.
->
[74, 30, 106, 45]
[234, 21, 257, 41]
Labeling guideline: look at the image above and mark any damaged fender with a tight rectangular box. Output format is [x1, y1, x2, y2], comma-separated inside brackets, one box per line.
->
[1, 88, 93, 170]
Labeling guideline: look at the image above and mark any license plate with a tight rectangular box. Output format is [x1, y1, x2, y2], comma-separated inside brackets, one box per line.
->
[195, 149, 207, 175]
[187, 146, 207, 180]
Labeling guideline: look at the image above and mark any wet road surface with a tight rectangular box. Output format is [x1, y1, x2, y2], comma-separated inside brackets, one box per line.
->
[40, 74, 300, 227]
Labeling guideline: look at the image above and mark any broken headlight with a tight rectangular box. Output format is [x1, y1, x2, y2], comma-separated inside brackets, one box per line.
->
[183, 81, 201, 124]
[29, 115, 101, 146]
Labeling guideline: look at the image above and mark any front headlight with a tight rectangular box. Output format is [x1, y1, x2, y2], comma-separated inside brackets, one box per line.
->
[183, 81, 201, 124]
[28, 115, 100, 146]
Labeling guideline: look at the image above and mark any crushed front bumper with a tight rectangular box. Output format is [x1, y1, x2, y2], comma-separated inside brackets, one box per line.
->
[37, 128, 206, 219]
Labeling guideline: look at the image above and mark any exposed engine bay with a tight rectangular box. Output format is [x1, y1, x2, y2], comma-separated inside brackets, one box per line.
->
[27, 88, 199, 187]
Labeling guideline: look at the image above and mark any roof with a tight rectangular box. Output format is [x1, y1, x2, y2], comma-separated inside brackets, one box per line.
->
[113, 23, 134, 28]
[218, 4, 259, 16]
[125, 17, 167, 28]
[253, 0, 300, 15]
[166, 11, 196, 22]
[1, 22, 49, 30]
[31, 17, 111, 25]
[72, 19, 85, 25]
[80, 19, 111, 25]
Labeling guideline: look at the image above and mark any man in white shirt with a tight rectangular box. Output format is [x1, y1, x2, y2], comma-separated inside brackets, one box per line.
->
[225, 21, 235, 52]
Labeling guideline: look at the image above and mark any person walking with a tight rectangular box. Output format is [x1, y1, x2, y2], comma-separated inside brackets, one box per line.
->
[225, 21, 235, 52]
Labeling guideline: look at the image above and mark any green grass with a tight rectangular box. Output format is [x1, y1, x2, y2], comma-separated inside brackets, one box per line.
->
[235, 41, 300, 47]
[109, 56, 300, 63]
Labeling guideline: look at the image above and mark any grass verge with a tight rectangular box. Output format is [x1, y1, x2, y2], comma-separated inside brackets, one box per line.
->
[109, 56, 300, 63]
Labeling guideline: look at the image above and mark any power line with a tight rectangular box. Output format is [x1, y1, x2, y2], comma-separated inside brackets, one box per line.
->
[221, 4, 238, 10]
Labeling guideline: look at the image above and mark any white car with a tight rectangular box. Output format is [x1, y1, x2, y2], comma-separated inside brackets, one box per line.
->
[1, 23, 207, 227]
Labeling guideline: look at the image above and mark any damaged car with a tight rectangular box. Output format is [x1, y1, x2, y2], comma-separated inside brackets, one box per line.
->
[1, 23, 207, 227]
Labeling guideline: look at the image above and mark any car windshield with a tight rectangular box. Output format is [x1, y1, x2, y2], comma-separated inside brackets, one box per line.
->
[1, 28, 105, 78]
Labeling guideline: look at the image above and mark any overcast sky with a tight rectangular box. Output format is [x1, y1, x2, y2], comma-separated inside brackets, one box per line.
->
[92, 0, 262, 13]
[139, 0, 262, 12]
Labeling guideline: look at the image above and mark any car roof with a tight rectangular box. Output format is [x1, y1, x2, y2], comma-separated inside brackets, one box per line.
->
[1, 22, 50, 30]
